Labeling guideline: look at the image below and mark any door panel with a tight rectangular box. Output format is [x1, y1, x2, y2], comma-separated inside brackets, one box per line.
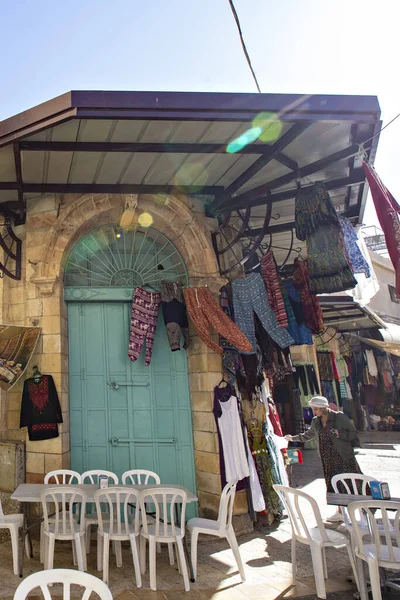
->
[68, 299, 197, 515]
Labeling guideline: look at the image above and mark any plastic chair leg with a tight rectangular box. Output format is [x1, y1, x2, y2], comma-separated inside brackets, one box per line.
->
[114, 541, 123, 568]
[322, 548, 328, 579]
[75, 534, 85, 572]
[24, 529, 30, 560]
[130, 534, 142, 589]
[226, 527, 246, 582]
[149, 536, 157, 591]
[367, 558, 383, 600]
[9, 525, 19, 576]
[291, 536, 297, 583]
[176, 537, 190, 592]
[190, 529, 199, 581]
[168, 542, 175, 565]
[102, 534, 110, 585]
[40, 523, 45, 564]
[310, 544, 326, 599]
[46, 535, 55, 571]
[97, 532, 103, 572]
[72, 539, 77, 566]
[86, 523, 92, 553]
[139, 536, 147, 575]
[345, 541, 359, 591]
[356, 557, 368, 600]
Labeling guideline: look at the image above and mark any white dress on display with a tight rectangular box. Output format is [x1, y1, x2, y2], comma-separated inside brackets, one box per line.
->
[218, 396, 250, 482]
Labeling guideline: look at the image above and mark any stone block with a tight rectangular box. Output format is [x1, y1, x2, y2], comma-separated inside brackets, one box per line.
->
[232, 513, 254, 535]
[62, 451, 71, 469]
[27, 211, 58, 229]
[8, 304, 25, 322]
[188, 353, 208, 373]
[44, 453, 63, 473]
[194, 450, 220, 475]
[61, 432, 70, 453]
[195, 470, 221, 495]
[7, 411, 20, 430]
[193, 431, 217, 453]
[197, 490, 220, 519]
[26, 472, 45, 483]
[26, 436, 62, 454]
[26, 298, 43, 318]
[40, 353, 62, 373]
[42, 296, 62, 316]
[41, 315, 61, 334]
[207, 353, 222, 372]
[26, 452, 45, 474]
[26, 282, 38, 299]
[189, 372, 222, 393]
[42, 334, 61, 354]
[233, 490, 249, 515]
[27, 195, 56, 215]
[7, 393, 21, 411]
[190, 392, 213, 412]
[59, 411, 70, 434]
[192, 411, 216, 433]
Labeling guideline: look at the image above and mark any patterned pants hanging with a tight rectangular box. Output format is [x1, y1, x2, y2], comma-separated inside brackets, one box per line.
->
[128, 287, 161, 366]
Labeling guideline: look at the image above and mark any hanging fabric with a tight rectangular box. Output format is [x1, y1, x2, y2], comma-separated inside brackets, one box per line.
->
[338, 217, 371, 276]
[161, 281, 190, 351]
[293, 259, 324, 333]
[128, 287, 161, 366]
[215, 388, 250, 482]
[184, 286, 252, 354]
[219, 286, 240, 383]
[20, 375, 63, 441]
[364, 161, 400, 297]
[295, 181, 340, 241]
[232, 273, 293, 353]
[260, 250, 288, 328]
[306, 224, 357, 294]
[282, 280, 313, 345]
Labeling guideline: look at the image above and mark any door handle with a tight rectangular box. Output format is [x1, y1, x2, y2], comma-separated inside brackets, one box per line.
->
[108, 437, 175, 445]
[107, 380, 149, 390]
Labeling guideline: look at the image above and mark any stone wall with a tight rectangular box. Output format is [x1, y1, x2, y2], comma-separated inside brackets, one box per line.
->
[0, 192, 249, 520]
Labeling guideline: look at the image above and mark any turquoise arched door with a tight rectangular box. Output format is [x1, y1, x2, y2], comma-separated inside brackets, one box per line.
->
[64, 225, 196, 511]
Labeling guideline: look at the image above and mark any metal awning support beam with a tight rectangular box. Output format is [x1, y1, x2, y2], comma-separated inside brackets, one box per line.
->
[12, 142, 25, 225]
[229, 141, 371, 208]
[0, 183, 223, 195]
[209, 122, 312, 213]
[232, 169, 365, 217]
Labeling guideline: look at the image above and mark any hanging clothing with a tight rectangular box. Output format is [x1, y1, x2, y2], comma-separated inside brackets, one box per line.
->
[365, 350, 378, 378]
[184, 287, 252, 355]
[306, 364, 320, 395]
[128, 287, 161, 366]
[293, 259, 324, 333]
[244, 434, 266, 512]
[321, 380, 336, 405]
[232, 273, 293, 354]
[260, 251, 288, 328]
[317, 351, 334, 381]
[282, 280, 313, 345]
[213, 385, 248, 491]
[339, 217, 371, 277]
[219, 286, 240, 383]
[217, 392, 250, 482]
[295, 181, 340, 241]
[20, 375, 63, 441]
[364, 161, 400, 297]
[307, 225, 357, 294]
[346, 234, 379, 304]
[161, 281, 190, 351]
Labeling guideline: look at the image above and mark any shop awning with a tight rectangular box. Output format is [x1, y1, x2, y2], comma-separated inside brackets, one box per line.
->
[361, 324, 400, 356]
[319, 296, 387, 332]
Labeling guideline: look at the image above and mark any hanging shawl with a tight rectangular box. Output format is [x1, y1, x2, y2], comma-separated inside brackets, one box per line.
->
[338, 216, 370, 277]
[292, 258, 325, 333]
[364, 161, 400, 297]
[295, 181, 339, 241]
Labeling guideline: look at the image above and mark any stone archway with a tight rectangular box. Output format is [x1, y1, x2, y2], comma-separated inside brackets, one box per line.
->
[24, 193, 234, 518]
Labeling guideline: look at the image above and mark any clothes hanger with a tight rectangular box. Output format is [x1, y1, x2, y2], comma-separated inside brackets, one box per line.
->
[216, 375, 229, 389]
[31, 365, 43, 382]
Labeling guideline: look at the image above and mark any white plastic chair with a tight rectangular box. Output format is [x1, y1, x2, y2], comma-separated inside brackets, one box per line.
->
[95, 487, 142, 587]
[41, 486, 88, 572]
[348, 499, 400, 600]
[187, 480, 245, 582]
[13, 568, 112, 600]
[274, 484, 357, 599]
[45, 470, 82, 484]
[0, 499, 29, 575]
[122, 469, 160, 485]
[139, 487, 190, 592]
[40, 470, 82, 564]
[81, 470, 118, 553]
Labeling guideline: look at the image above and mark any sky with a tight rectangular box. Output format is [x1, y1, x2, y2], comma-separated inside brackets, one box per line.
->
[0, 0, 398, 224]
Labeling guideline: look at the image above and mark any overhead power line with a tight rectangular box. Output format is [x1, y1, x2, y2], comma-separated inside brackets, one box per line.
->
[227, 0, 262, 93]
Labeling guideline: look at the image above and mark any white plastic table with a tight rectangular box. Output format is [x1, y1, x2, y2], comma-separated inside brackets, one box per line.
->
[12, 483, 198, 578]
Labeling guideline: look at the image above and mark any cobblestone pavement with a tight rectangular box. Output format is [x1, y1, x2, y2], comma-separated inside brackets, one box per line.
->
[0, 431, 399, 599]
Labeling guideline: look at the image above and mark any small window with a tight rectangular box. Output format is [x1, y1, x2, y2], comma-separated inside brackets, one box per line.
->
[388, 285, 400, 304]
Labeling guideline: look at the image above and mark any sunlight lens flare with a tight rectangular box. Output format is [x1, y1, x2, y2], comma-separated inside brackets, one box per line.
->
[252, 112, 282, 142]
[226, 126, 262, 154]
[138, 212, 153, 228]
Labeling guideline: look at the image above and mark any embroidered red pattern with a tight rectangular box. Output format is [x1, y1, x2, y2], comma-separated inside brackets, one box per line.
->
[31, 423, 57, 432]
[28, 376, 49, 413]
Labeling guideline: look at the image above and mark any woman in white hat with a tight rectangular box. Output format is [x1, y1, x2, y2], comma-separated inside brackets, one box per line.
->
[285, 396, 362, 522]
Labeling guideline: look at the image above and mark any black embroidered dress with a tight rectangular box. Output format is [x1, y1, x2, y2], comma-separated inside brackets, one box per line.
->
[20, 375, 63, 441]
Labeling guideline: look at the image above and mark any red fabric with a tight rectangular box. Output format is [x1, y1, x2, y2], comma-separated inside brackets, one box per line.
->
[364, 161, 400, 297]
[267, 400, 284, 436]
[293, 258, 325, 333]
[260, 250, 289, 328]
[330, 352, 340, 381]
